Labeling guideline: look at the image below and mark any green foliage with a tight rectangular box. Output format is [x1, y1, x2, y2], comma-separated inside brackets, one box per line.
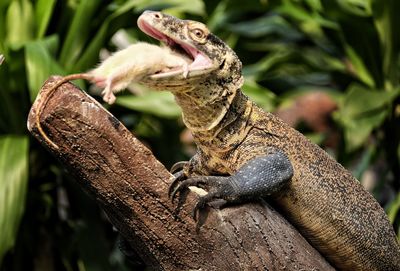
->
[0, 0, 399, 269]
[0, 0, 203, 269]
[116, 90, 181, 118]
[25, 36, 64, 100]
[334, 84, 399, 151]
[387, 192, 400, 238]
[0, 136, 29, 266]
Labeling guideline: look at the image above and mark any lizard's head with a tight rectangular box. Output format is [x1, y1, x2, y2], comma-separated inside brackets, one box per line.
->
[137, 10, 243, 92]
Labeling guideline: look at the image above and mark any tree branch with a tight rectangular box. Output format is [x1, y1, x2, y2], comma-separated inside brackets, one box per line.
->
[27, 77, 335, 270]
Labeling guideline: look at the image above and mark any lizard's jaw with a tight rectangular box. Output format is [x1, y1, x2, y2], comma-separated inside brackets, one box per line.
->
[137, 14, 216, 79]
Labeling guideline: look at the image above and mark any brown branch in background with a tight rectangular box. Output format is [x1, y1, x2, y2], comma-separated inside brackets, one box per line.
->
[27, 76, 334, 270]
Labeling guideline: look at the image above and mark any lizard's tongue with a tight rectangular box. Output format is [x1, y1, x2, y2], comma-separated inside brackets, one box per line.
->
[190, 53, 212, 70]
[180, 43, 212, 70]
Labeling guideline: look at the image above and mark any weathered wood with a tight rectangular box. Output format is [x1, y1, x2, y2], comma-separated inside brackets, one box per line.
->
[27, 76, 335, 271]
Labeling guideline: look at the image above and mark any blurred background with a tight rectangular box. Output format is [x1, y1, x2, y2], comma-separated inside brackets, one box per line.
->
[0, 0, 399, 270]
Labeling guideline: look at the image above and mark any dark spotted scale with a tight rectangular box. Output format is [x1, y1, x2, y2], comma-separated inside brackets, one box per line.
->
[233, 152, 293, 198]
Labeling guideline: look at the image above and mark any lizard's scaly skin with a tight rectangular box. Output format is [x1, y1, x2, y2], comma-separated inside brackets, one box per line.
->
[137, 11, 400, 271]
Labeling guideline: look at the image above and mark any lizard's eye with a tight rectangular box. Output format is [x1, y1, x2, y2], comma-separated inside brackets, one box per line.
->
[193, 29, 204, 38]
[189, 28, 207, 43]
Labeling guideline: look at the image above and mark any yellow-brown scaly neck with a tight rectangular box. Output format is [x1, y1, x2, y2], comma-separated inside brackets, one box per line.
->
[184, 87, 253, 154]
[173, 73, 244, 132]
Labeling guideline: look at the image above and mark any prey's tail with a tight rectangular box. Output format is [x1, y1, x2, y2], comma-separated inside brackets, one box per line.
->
[35, 74, 94, 149]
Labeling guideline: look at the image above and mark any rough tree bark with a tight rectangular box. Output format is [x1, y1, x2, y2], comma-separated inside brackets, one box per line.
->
[27, 77, 335, 271]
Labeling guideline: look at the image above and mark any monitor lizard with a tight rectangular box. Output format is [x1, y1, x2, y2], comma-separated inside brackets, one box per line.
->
[136, 11, 400, 271]
[35, 10, 400, 271]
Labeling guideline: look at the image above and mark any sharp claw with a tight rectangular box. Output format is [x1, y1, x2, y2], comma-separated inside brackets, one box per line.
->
[192, 201, 201, 221]
[170, 161, 187, 173]
[168, 171, 186, 199]
[170, 185, 183, 202]
[192, 196, 209, 221]
[169, 174, 219, 223]
[170, 176, 196, 202]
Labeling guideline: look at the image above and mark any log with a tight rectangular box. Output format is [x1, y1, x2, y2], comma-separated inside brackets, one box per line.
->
[27, 76, 335, 271]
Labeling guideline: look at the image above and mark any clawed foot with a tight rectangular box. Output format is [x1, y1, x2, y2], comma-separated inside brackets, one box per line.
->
[168, 153, 293, 225]
[169, 168, 233, 221]
[169, 175, 211, 221]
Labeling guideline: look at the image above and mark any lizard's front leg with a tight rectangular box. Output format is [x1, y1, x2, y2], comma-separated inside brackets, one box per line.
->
[169, 151, 294, 220]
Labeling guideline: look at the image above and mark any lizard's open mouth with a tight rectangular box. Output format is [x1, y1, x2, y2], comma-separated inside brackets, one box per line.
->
[137, 18, 214, 78]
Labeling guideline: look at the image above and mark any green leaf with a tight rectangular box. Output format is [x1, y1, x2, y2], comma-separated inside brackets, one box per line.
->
[25, 36, 65, 101]
[371, 0, 400, 89]
[59, 0, 101, 70]
[74, 1, 139, 72]
[116, 91, 181, 118]
[387, 192, 400, 225]
[341, 109, 386, 152]
[305, 0, 322, 12]
[340, 84, 398, 116]
[34, 0, 56, 39]
[274, 1, 339, 52]
[73, 20, 110, 72]
[334, 84, 400, 151]
[5, 0, 35, 49]
[133, 0, 205, 16]
[206, 0, 229, 32]
[304, 132, 326, 145]
[337, 0, 372, 17]
[277, 0, 339, 30]
[0, 0, 7, 50]
[163, 0, 205, 16]
[353, 144, 376, 180]
[0, 136, 29, 266]
[228, 15, 302, 39]
[243, 48, 292, 77]
[242, 79, 276, 112]
[344, 44, 375, 88]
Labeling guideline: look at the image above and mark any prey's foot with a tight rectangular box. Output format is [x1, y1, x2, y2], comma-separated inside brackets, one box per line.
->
[101, 84, 117, 104]
[102, 91, 116, 104]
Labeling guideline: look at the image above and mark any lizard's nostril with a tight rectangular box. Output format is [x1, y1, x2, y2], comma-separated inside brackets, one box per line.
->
[154, 13, 161, 19]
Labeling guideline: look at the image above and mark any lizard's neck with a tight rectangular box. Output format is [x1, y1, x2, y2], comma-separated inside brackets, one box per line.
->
[172, 75, 245, 132]
[173, 83, 253, 152]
